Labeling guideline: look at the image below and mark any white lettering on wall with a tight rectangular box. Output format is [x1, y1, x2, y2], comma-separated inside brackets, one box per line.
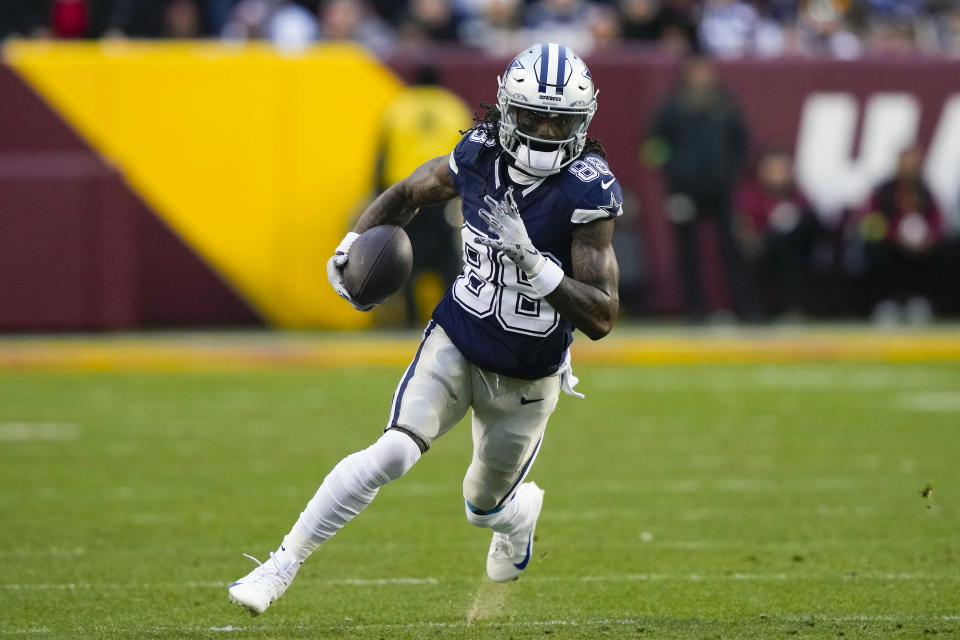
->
[795, 92, 920, 223]
[924, 95, 960, 224]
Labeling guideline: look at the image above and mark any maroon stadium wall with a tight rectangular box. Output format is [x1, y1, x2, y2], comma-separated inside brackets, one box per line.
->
[3, 53, 960, 328]
[0, 66, 261, 330]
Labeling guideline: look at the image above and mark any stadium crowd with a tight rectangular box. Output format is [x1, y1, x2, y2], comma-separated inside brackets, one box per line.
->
[4, 0, 960, 58]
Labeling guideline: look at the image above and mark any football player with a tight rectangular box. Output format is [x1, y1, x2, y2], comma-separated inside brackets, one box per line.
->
[229, 43, 622, 615]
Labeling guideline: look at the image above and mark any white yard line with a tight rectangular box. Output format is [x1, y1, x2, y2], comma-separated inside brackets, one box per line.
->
[0, 423, 78, 442]
[588, 366, 956, 392]
[3, 572, 957, 592]
[0, 578, 439, 590]
[4, 615, 958, 635]
[331, 577, 438, 586]
[896, 391, 960, 412]
[576, 573, 789, 582]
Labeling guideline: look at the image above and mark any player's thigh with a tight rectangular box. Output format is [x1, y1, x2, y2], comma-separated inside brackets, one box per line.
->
[462, 371, 560, 510]
[387, 321, 471, 448]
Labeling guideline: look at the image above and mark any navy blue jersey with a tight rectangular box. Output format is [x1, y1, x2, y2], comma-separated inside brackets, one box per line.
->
[431, 129, 623, 379]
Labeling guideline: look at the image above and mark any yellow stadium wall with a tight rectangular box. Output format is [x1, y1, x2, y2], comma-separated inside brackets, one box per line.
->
[6, 41, 404, 329]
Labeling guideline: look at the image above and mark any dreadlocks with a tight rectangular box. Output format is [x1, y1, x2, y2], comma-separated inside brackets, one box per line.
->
[460, 102, 607, 160]
[460, 102, 501, 139]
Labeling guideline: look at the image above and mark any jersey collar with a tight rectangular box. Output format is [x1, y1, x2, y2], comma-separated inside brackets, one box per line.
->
[497, 154, 547, 197]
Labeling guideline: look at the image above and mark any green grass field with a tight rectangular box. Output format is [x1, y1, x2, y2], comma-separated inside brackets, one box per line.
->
[2, 362, 959, 638]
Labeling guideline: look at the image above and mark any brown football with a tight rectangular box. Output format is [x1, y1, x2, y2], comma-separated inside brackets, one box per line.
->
[342, 225, 413, 306]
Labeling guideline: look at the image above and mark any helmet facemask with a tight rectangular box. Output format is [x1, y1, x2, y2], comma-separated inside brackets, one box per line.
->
[497, 80, 597, 178]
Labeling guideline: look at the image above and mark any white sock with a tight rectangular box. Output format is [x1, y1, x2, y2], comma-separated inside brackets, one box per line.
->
[464, 487, 534, 535]
[285, 430, 421, 563]
[280, 527, 317, 565]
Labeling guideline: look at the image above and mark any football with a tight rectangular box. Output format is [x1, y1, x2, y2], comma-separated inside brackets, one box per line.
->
[342, 225, 413, 306]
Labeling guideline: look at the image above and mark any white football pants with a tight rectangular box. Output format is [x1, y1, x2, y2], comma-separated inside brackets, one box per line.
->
[388, 320, 561, 512]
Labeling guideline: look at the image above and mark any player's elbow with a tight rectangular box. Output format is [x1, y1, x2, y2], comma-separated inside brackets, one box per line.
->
[584, 298, 618, 340]
[583, 319, 613, 341]
[582, 308, 615, 340]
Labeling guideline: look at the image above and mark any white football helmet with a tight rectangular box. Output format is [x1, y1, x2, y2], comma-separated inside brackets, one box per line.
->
[497, 43, 598, 177]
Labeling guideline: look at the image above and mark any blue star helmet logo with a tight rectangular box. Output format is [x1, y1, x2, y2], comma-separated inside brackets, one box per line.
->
[505, 57, 525, 75]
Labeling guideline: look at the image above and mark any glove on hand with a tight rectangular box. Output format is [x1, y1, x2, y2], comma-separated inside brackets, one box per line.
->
[474, 187, 564, 297]
[474, 188, 546, 274]
[326, 231, 376, 312]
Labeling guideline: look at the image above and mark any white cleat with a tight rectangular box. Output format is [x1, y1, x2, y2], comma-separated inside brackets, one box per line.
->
[228, 549, 300, 616]
[486, 482, 545, 582]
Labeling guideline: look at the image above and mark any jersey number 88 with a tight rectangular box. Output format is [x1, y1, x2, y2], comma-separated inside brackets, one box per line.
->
[453, 225, 560, 337]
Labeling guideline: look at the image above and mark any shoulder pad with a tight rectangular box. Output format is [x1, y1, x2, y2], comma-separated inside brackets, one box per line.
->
[450, 128, 497, 177]
[564, 155, 623, 224]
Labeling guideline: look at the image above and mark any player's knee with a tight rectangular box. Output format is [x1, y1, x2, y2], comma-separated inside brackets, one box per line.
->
[368, 429, 422, 483]
[462, 462, 512, 516]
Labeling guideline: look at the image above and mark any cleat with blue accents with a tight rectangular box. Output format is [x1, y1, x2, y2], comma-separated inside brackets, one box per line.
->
[228, 549, 300, 616]
[486, 482, 544, 582]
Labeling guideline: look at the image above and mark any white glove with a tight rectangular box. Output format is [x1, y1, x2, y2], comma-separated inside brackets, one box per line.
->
[326, 231, 375, 312]
[475, 188, 565, 297]
[475, 188, 544, 273]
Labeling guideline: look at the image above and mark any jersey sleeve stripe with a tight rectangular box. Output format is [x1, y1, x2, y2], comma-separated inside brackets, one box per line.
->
[448, 152, 459, 175]
[571, 206, 622, 224]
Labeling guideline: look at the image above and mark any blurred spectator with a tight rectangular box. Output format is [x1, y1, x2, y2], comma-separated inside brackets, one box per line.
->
[736, 146, 823, 317]
[618, 0, 698, 53]
[204, 0, 239, 35]
[93, 0, 184, 39]
[222, 0, 319, 51]
[458, 0, 525, 55]
[367, 0, 412, 24]
[525, 0, 594, 53]
[375, 66, 470, 326]
[699, 0, 759, 57]
[589, 4, 623, 49]
[864, 0, 924, 19]
[165, 0, 202, 38]
[0, 0, 51, 39]
[6, 0, 960, 59]
[864, 15, 916, 55]
[317, 0, 394, 55]
[760, 0, 798, 21]
[752, 2, 790, 56]
[51, 0, 89, 38]
[644, 56, 758, 321]
[397, 0, 459, 49]
[612, 189, 650, 315]
[860, 145, 945, 323]
[793, 0, 863, 58]
[924, 4, 960, 55]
